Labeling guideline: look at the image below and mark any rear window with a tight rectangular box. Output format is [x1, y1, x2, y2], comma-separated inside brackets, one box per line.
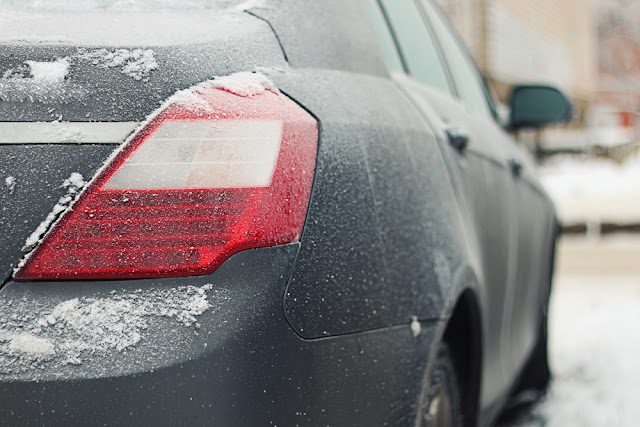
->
[0, 0, 254, 10]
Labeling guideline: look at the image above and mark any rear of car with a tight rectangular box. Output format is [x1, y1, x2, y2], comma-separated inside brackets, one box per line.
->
[0, 1, 558, 425]
[0, 2, 447, 425]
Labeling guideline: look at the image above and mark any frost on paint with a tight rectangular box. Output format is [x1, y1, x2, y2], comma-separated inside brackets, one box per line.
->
[1, 49, 157, 88]
[76, 48, 158, 81]
[0, 284, 227, 372]
[4, 176, 16, 194]
[140, 71, 280, 118]
[21, 172, 85, 252]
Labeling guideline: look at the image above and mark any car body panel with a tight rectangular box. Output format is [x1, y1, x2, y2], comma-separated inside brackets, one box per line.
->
[0, 9, 287, 280]
[0, 245, 439, 426]
[0, 0, 557, 425]
[0, 11, 286, 122]
[0, 144, 115, 283]
[271, 69, 470, 338]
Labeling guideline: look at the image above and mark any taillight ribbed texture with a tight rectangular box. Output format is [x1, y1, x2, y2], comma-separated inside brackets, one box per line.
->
[16, 84, 317, 280]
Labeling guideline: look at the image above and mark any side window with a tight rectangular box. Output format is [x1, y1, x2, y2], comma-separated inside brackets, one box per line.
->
[421, 0, 491, 117]
[364, 0, 404, 73]
[379, 0, 453, 96]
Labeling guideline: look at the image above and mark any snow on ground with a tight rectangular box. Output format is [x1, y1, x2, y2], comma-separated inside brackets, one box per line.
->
[539, 155, 640, 225]
[504, 235, 640, 427]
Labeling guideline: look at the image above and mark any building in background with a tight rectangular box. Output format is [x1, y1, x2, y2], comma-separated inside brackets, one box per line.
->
[438, 0, 597, 117]
[594, 0, 640, 145]
[438, 0, 640, 229]
[439, 0, 640, 155]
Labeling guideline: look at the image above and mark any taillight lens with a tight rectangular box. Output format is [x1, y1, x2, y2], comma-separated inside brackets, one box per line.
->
[16, 85, 317, 280]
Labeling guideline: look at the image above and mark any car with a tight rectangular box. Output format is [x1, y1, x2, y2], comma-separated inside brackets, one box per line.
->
[0, 0, 572, 425]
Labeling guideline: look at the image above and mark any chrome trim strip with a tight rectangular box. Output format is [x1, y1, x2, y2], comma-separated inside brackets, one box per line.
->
[0, 122, 140, 144]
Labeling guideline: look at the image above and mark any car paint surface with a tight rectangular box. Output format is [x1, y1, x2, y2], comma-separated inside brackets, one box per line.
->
[0, 1, 556, 425]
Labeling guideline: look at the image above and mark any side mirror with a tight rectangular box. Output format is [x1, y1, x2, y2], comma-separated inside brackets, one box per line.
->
[508, 84, 573, 131]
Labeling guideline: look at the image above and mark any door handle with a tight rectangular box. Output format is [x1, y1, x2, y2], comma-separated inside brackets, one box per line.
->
[509, 158, 523, 177]
[445, 126, 470, 153]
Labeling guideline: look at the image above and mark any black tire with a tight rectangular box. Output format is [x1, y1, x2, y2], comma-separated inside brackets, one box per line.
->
[418, 344, 464, 427]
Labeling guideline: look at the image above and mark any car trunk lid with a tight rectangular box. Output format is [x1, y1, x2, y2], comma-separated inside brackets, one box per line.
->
[0, 5, 286, 284]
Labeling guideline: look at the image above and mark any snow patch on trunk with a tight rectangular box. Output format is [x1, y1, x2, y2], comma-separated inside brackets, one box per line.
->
[21, 172, 85, 252]
[211, 71, 279, 97]
[25, 58, 70, 83]
[76, 48, 158, 81]
[0, 284, 226, 372]
[3, 332, 55, 360]
[1, 49, 158, 87]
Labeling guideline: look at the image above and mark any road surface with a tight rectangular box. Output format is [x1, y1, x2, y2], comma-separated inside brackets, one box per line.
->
[504, 235, 640, 426]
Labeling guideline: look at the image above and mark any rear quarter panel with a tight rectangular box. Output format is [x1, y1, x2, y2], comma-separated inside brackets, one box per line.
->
[252, 0, 475, 337]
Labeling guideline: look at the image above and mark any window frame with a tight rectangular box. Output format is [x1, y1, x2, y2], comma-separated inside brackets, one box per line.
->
[375, 0, 460, 98]
[418, 0, 500, 121]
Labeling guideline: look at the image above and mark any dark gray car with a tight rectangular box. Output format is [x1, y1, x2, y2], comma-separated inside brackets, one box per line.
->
[0, 0, 571, 425]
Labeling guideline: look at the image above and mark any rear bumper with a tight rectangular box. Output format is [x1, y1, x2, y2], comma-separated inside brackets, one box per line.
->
[0, 244, 437, 425]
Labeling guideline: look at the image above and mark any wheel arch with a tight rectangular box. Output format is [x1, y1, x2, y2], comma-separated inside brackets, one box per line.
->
[442, 280, 483, 427]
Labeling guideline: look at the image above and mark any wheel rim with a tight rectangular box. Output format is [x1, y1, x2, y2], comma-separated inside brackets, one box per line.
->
[425, 385, 454, 427]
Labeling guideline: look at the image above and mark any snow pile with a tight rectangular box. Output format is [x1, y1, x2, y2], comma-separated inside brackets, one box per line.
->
[22, 172, 85, 252]
[506, 272, 640, 427]
[539, 156, 640, 224]
[2, 58, 69, 83]
[3, 332, 55, 360]
[76, 48, 158, 81]
[25, 58, 69, 83]
[4, 176, 16, 194]
[0, 56, 78, 102]
[62, 171, 86, 190]
[0, 284, 226, 371]
[211, 71, 279, 97]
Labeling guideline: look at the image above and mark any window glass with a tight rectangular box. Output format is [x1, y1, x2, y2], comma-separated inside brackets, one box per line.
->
[364, 0, 404, 73]
[380, 0, 453, 95]
[422, 0, 491, 116]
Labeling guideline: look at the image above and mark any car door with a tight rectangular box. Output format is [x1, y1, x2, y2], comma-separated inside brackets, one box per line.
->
[419, 0, 555, 395]
[372, 0, 522, 405]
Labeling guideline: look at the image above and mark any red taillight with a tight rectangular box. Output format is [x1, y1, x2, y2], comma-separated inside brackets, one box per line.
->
[16, 83, 317, 280]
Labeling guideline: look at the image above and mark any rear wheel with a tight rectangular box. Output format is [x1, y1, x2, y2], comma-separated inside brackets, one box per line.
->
[419, 344, 463, 427]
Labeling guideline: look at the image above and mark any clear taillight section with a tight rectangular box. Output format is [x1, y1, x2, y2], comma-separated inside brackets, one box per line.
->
[16, 86, 317, 280]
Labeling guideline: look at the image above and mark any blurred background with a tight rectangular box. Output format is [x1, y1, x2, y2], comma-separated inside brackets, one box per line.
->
[437, 0, 640, 425]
